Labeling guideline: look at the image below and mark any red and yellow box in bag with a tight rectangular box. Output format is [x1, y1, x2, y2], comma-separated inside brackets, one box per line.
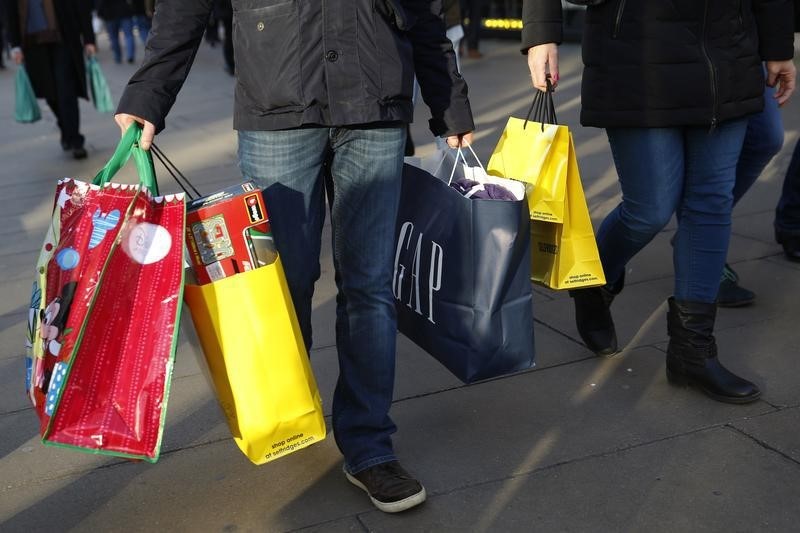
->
[185, 181, 276, 285]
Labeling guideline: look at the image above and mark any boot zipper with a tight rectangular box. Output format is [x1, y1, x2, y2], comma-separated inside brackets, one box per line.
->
[700, 0, 719, 131]
[612, 0, 627, 39]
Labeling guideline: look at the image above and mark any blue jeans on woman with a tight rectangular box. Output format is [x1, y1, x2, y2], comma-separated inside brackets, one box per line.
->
[598, 119, 749, 303]
[238, 126, 405, 474]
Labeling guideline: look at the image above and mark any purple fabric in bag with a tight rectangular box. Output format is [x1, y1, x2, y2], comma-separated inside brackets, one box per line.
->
[451, 178, 518, 201]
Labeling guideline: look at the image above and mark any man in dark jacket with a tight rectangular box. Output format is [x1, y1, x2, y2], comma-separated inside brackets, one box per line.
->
[115, 0, 474, 514]
[7, 0, 96, 158]
[522, 0, 795, 405]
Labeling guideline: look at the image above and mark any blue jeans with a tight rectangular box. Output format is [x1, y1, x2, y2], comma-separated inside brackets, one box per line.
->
[733, 85, 784, 205]
[238, 126, 405, 474]
[599, 119, 748, 303]
[776, 139, 800, 234]
[105, 18, 135, 63]
[132, 15, 151, 44]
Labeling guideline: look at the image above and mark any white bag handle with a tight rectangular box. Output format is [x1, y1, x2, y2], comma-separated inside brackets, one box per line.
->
[447, 144, 485, 185]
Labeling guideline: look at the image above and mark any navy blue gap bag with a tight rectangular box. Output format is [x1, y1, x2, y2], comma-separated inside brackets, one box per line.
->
[393, 163, 535, 383]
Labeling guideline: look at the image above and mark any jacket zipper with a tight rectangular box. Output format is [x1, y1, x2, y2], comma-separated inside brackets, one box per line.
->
[612, 0, 627, 39]
[700, 0, 718, 130]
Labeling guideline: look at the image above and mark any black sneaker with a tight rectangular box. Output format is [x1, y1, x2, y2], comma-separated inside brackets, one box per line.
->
[345, 461, 426, 513]
[72, 146, 88, 160]
[717, 263, 754, 308]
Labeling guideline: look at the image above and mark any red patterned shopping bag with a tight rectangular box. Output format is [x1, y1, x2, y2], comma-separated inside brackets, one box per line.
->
[25, 125, 185, 461]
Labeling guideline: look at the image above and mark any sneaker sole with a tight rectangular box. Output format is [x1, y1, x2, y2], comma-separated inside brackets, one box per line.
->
[345, 471, 427, 513]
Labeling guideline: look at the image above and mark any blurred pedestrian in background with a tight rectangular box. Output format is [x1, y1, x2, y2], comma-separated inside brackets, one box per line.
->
[6, 0, 96, 159]
[96, 0, 150, 64]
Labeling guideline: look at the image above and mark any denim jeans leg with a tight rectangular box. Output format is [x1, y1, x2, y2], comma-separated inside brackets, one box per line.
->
[327, 126, 405, 474]
[776, 139, 800, 234]
[133, 15, 151, 43]
[598, 128, 684, 287]
[237, 129, 329, 349]
[673, 119, 748, 302]
[120, 18, 135, 61]
[105, 20, 122, 63]
[733, 84, 784, 205]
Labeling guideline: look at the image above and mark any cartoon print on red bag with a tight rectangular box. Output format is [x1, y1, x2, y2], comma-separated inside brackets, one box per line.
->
[90, 208, 121, 249]
[35, 281, 77, 393]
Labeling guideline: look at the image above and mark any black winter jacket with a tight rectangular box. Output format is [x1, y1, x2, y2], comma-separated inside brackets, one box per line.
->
[521, 0, 795, 128]
[118, 0, 474, 137]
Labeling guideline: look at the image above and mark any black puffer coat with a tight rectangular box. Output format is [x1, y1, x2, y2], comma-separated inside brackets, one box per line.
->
[522, 0, 795, 128]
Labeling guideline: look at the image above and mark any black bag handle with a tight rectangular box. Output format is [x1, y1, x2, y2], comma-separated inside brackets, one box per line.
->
[523, 77, 557, 130]
[150, 143, 202, 199]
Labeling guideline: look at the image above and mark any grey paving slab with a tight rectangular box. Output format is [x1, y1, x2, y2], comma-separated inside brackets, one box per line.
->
[732, 407, 800, 463]
[0, 348, 775, 531]
[382, 346, 771, 497]
[731, 209, 790, 250]
[295, 517, 368, 533]
[0, 434, 363, 533]
[360, 426, 800, 532]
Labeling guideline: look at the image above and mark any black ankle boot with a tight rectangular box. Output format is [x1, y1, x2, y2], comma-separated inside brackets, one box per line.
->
[665, 297, 760, 404]
[570, 277, 622, 357]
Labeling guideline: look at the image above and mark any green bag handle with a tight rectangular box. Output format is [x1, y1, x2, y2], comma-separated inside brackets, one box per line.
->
[92, 123, 159, 195]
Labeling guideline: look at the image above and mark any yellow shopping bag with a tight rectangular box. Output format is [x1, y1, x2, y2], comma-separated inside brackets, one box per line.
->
[487, 116, 570, 223]
[530, 134, 606, 289]
[184, 257, 326, 465]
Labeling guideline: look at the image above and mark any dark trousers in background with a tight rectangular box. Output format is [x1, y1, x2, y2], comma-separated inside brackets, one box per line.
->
[460, 0, 484, 50]
[221, 12, 234, 73]
[34, 44, 83, 149]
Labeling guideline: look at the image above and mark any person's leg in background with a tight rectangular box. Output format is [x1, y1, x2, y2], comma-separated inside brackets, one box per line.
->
[570, 127, 684, 357]
[104, 18, 123, 63]
[0, 8, 5, 70]
[775, 138, 800, 261]
[460, 0, 484, 59]
[47, 44, 86, 159]
[119, 17, 135, 63]
[132, 15, 151, 45]
[668, 118, 759, 404]
[221, 11, 234, 75]
[717, 83, 784, 306]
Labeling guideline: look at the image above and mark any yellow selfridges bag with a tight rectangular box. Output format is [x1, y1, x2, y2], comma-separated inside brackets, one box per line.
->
[184, 257, 326, 465]
[530, 133, 606, 289]
[487, 115, 570, 223]
[488, 89, 605, 289]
